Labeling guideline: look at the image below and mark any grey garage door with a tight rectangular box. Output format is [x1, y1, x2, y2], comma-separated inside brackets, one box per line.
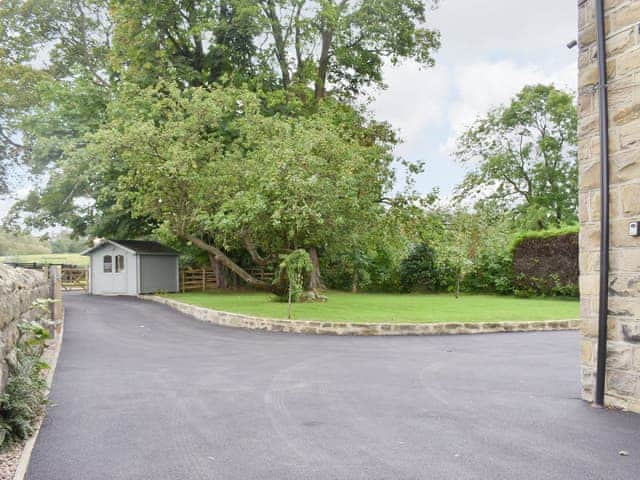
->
[139, 255, 178, 293]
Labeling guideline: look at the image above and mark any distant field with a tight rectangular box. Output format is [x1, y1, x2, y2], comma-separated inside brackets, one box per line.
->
[0, 253, 88, 266]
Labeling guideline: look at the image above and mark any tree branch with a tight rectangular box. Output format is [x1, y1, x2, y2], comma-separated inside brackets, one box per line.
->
[243, 235, 276, 266]
[180, 233, 269, 289]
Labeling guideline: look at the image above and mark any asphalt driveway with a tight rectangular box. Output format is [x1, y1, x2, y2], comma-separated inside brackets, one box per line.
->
[28, 293, 640, 479]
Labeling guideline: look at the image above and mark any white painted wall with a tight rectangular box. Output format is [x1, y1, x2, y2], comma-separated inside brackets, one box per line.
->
[88, 244, 137, 295]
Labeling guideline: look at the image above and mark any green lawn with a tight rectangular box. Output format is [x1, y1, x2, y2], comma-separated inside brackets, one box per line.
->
[163, 291, 579, 324]
[0, 253, 88, 266]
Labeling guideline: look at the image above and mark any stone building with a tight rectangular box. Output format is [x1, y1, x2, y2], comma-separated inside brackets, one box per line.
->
[578, 0, 640, 412]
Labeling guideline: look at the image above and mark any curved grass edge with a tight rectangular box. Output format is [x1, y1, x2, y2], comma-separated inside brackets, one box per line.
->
[141, 295, 580, 336]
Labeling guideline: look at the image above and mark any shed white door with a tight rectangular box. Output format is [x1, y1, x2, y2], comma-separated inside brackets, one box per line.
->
[94, 247, 128, 294]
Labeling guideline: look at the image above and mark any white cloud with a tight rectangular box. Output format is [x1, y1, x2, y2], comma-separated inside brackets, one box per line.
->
[371, 62, 451, 157]
[428, 0, 577, 61]
[366, 0, 578, 195]
[442, 59, 578, 154]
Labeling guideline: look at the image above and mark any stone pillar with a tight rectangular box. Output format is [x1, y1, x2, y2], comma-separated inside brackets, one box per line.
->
[578, 0, 640, 412]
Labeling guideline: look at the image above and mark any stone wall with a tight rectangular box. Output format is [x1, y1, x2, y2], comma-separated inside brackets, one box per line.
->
[143, 295, 580, 336]
[0, 264, 49, 392]
[578, 0, 640, 412]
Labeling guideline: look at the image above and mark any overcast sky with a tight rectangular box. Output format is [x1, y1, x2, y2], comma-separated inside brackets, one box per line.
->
[371, 0, 578, 197]
[0, 0, 578, 222]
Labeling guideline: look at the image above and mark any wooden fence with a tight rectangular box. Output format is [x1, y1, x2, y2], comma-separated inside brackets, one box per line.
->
[4, 261, 88, 291]
[61, 267, 88, 291]
[179, 267, 274, 292]
[180, 267, 218, 292]
[48, 266, 63, 337]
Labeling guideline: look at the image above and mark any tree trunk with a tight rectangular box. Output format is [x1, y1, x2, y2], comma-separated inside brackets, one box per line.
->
[314, 28, 333, 99]
[455, 271, 461, 299]
[308, 246, 323, 292]
[264, 0, 291, 89]
[182, 233, 268, 289]
[243, 236, 272, 266]
[209, 253, 227, 289]
[352, 268, 359, 293]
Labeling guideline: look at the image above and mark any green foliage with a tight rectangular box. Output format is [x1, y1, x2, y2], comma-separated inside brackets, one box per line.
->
[323, 241, 406, 293]
[0, 321, 50, 448]
[110, 0, 259, 87]
[364, 249, 404, 293]
[0, 0, 111, 197]
[80, 82, 404, 289]
[16, 320, 51, 354]
[0, 354, 48, 446]
[48, 233, 89, 253]
[399, 243, 441, 292]
[510, 224, 580, 252]
[3, 0, 440, 239]
[320, 200, 425, 293]
[277, 249, 313, 304]
[433, 211, 477, 297]
[462, 250, 514, 295]
[0, 230, 49, 256]
[455, 84, 578, 230]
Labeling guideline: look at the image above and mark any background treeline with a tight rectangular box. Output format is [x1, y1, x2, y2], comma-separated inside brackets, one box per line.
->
[0, 231, 87, 256]
[315, 212, 578, 298]
[0, 2, 578, 299]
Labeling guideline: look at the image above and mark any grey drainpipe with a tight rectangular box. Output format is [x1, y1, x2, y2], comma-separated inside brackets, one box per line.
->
[594, 0, 610, 407]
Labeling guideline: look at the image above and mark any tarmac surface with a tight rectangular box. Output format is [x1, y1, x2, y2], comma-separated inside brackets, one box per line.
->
[27, 293, 640, 479]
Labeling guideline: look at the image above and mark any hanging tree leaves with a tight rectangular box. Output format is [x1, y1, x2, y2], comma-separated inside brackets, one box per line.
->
[2, 1, 441, 296]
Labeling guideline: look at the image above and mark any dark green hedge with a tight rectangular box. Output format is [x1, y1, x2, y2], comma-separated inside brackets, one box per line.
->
[511, 226, 579, 297]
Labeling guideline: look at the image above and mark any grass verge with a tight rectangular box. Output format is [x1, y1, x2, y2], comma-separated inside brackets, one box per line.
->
[162, 291, 579, 324]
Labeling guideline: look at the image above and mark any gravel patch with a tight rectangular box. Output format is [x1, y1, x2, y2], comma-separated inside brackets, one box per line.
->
[0, 440, 23, 480]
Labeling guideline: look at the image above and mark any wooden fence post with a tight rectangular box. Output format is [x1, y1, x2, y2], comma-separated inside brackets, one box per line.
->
[48, 265, 62, 338]
[202, 267, 206, 292]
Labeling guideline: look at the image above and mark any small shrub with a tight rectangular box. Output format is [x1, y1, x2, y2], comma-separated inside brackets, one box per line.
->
[399, 244, 442, 292]
[0, 323, 50, 448]
[463, 250, 514, 295]
[274, 250, 314, 318]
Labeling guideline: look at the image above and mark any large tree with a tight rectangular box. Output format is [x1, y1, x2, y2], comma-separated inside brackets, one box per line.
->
[108, 0, 440, 97]
[82, 83, 396, 292]
[2, 0, 441, 291]
[454, 84, 578, 229]
[109, 0, 260, 87]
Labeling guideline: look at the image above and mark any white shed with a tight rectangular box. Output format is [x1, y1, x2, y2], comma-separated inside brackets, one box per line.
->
[82, 240, 179, 296]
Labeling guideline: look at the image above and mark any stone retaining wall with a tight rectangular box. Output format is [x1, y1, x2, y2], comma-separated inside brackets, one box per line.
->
[0, 264, 49, 392]
[142, 295, 580, 336]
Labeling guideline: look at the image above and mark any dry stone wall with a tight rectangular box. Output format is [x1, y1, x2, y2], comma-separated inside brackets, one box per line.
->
[578, 0, 640, 412]
[0, 264, 49, 392]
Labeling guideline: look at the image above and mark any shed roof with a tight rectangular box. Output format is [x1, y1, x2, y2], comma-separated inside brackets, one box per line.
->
[82, 239, 179, 256]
